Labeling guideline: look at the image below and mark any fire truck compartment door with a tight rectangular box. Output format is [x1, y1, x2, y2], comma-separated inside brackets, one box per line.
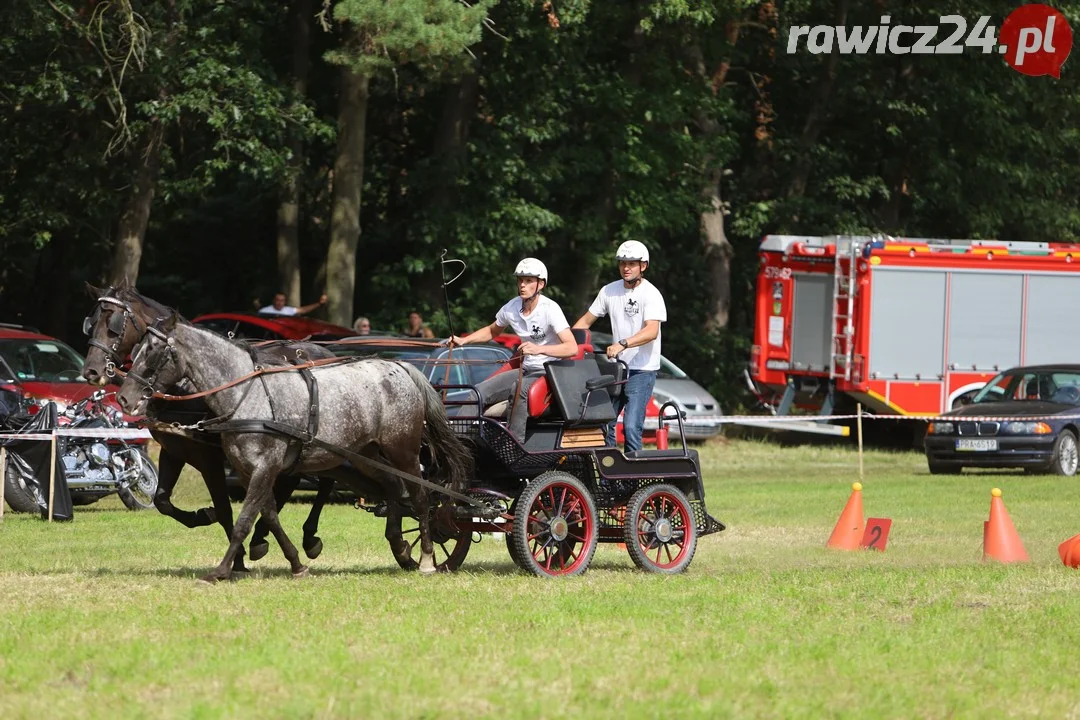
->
[869, 269, 945, 380]
[1025, 275, 1080, 364]
[791, 274, 832, 372]
[947, 273, 1022, 371]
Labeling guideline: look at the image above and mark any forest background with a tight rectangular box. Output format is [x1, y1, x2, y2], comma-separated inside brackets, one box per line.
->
[2, 0, 1077, 410]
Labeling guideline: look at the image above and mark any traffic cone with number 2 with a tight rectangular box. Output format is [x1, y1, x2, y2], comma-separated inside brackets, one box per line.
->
[826, 482, 865, 551]
[983, 488, 1028, 563]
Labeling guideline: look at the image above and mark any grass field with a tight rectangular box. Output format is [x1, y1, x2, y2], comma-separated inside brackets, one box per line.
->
[3, 438, 1080, 719]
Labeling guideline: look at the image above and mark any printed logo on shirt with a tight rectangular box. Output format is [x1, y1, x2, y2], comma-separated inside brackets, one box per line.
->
[625, 297, 640, 317]
[530, 324, 547, 341]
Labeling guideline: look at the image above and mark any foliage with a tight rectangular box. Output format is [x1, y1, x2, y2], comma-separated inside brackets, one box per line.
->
[1, 0, 1079, 406]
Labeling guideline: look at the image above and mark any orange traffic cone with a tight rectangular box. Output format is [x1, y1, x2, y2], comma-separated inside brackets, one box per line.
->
[983, 488, 1029, 563]
[1058, 533, 1080, 568]
[826, 482, 865, 550]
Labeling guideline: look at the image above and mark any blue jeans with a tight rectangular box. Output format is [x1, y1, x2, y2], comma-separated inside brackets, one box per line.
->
[605, 370, 657, 453]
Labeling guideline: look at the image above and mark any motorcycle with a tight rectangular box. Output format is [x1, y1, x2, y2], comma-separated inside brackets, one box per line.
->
[2, 388, 159, 514]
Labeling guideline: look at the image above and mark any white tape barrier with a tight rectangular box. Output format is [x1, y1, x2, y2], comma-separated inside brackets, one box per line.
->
[671, 412, 1080, 424]
[0, 428, 153, 441]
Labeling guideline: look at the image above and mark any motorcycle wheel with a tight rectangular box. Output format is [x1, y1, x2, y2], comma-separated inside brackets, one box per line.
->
[118, 449, 158, 511]
[3, 451, 45, 514]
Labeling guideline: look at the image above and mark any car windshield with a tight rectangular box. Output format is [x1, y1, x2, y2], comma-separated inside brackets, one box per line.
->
[0, 339, 86, 383]
[971, 370, 1080, 405]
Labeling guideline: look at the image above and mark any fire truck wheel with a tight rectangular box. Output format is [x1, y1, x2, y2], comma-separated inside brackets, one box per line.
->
[1049, 430, 1079, 477]
[927, 460, 962, 475]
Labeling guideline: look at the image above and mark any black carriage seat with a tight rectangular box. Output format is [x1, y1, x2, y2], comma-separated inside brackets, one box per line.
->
[544, 359, 618, 426]
[482, 331, 595, 421]
[587, 352, 625, 401]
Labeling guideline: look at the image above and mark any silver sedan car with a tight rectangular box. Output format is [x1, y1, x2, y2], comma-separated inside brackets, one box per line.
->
[590, 331, 724, 441]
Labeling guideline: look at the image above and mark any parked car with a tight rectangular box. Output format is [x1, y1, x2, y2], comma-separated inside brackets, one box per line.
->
[492, 329, 724, 441]
[327, 336, 513, 388]
[191, 313, 355, 341]
[924, 364, 1080, 476]
[0, 323, 107, 411]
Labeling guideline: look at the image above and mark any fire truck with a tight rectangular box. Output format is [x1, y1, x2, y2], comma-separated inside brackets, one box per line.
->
[747, 234, 1080, 436]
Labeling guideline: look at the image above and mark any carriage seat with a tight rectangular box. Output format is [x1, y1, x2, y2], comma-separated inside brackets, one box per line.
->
[481, 328, 595, 419]
[544, 359, 618, 426]
[482, 376, 552, 419]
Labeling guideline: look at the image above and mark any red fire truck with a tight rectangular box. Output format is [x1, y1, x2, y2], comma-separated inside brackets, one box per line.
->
[747, 235, 1080, 435]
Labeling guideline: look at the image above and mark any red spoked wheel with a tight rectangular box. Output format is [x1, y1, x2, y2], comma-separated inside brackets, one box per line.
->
[623, 484, 697, 574]
[511, 471, 598, 577]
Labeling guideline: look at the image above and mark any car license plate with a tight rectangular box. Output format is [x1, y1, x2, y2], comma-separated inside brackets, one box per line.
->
[956, 438, 998, 452]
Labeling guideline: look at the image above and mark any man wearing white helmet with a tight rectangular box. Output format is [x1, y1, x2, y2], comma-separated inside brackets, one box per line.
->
[448, 257, 578, 442]
[573, 240, 667, 452]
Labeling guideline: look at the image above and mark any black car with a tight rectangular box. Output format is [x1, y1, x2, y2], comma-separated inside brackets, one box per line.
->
[924, 365, 1080, 476]
[326, 336, 513, 388]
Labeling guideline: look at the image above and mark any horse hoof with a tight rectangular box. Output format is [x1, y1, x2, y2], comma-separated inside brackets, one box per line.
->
[249, 542, 269, 562]
[198, 574, 225, 585]
[199, 507, 217, 525]
[303, 538, 323, 560]
[292, 566, 310, 579]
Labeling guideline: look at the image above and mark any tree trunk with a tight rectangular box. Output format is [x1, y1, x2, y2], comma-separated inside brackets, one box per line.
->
[325, 66, 369, 327]
[685, 31, 739, 332]
[785, 0, 848, 199]
[275, 0, 313, 305]
[108, 121, 164, 287]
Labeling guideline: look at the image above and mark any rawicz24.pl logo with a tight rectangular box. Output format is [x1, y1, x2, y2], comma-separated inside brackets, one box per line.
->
[786, 3, 1073, 78]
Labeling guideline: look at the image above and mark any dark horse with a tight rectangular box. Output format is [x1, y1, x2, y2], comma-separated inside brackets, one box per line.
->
[81, 285, 337, 572]
[116, 314, 472, 581]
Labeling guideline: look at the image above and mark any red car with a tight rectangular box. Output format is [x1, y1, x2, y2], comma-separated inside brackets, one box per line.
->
[190, 313, 356, 341]
[0, 323, 107, 411]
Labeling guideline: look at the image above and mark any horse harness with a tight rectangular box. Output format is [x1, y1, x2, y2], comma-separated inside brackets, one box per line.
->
[83, 293, 147, 375]
[129, 330, 489, 511]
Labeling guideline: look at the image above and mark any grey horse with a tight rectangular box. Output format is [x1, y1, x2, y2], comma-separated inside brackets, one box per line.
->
[80, 284, 338, 572]
[116, 313, 472, 582]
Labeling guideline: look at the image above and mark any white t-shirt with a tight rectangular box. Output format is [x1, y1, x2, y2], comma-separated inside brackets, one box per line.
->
[259, 305, 298, 316]
[588, 278, 667, 371]
[495, 295, 571, 372]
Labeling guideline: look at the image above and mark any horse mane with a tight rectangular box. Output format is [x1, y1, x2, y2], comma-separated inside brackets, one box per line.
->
[117, 287, 189, 325]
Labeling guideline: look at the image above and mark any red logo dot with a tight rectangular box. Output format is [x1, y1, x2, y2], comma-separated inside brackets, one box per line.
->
[1000, 4, 1073, 78]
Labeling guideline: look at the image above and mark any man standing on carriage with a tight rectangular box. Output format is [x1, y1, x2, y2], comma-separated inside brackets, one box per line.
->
[447, 257, 578, 442]
[573, 240, 667, 452]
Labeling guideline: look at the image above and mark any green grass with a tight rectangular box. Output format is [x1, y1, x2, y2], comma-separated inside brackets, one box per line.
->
[3, 439, 1080, 719]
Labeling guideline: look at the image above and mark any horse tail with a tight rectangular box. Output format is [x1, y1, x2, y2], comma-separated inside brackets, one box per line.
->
[397, 362, 473, 494]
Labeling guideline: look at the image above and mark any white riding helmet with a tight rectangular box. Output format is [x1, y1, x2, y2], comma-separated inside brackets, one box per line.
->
[616, 240, 650, 263]
[514, 257, 548, 282]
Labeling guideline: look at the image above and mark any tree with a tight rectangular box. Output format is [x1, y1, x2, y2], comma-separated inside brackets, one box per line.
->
[321, 0, 496, 327]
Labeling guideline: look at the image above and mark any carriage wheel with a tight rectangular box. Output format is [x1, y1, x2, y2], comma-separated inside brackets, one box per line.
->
[388, 510, 471, 572]
[511, 471, 598, 577]
[623, 484, 697, 574]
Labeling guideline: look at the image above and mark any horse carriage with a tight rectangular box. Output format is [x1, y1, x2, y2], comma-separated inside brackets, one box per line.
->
[413, 337, 726, 576]
[85, 287, 725, 581]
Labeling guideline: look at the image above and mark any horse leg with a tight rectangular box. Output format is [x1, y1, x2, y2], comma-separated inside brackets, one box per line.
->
[405, 479, 435, 574]
[259, 494, 309, 578]
[151, 436, 216, 526]
[302, 476, 334, 559]
[151, 447, 214, 528]
[187, 447, 249, 574]
[202, 467, 277, 584]
[249, 474, 301, 562]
